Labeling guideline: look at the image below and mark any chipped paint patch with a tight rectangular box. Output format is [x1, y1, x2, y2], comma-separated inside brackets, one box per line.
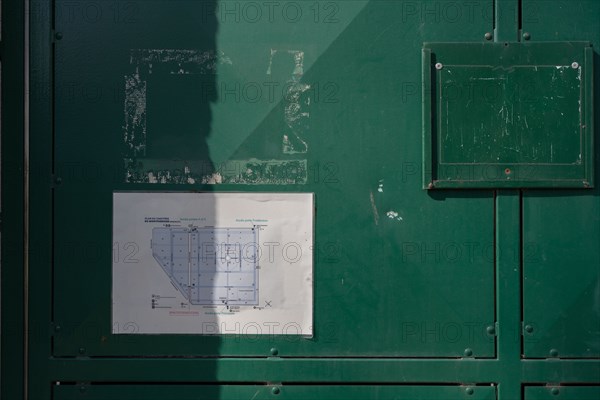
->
[147, 172, 157, 184]
[386, 211, 403, 222]
[126, 159, 308, 185]
[369, 191, 379, 226]
[201, 172, 223, 185]
[377, 180, 384, 193]
[268, 50, 310, 155]
[124, 72, 147, 158]
[130, 49, 232, 75]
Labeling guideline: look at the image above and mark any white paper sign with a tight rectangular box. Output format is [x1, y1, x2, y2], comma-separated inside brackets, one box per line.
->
[112, 192, 313, 335]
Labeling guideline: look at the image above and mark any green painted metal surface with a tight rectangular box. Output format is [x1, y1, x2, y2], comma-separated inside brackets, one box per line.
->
[525, 386, 600, 399]
[423, 42, 594, 189]
[52, 0, 496, 358]
[1, 1, 599, 400]
[53, 385, 496, 400]
[523, 193, 600, 358]
[0, 0, 26, 399]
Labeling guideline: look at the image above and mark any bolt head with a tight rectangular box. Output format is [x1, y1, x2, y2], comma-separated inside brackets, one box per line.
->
[523, 32, 531, 40]
[466, 387, 474, 395]
[464, 348, 473, 357]
[525, 325, 534, 333]
[551, 387, 560, 395]
[571, 62, 579, 69]
[485, 32, 493, 40]
[549, 349, 559, 357]
[270, 348, 279, 356]
[272, 387, 281, 395]
[435, 63, 443, 70]
[55, 32, 63, 40]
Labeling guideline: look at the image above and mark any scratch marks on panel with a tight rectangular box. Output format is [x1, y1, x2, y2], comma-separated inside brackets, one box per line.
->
[369, 191, 379, 226]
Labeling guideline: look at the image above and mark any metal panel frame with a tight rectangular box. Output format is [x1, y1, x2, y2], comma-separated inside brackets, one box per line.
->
[53, 384, 498, 399]
[1, 0, 26, 398]
[422, 42, 594, 189]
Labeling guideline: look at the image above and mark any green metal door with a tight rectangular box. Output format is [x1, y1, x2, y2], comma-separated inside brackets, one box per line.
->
[1, 1, 599, 400]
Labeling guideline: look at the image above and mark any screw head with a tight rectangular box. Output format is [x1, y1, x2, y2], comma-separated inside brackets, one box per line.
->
[485, 32, 493, 40]
[78, 347, 86, 355]
[524, 325, 534, 333]
[270, 348, 279, 356]
[551, 387, 560, 396]
[486, 325, 496, 335]
[54, 325, 61, 332]
[54, 177, 63, 185]
[435, 62, 443, 70]
[571, 62, 579, 69]
[55, 32, 63, 40]
[466, 387, 474, 395]
[464, 348, 473, 357]
[523, 32, 531, 40]
[272, 387, 281, 395]
[79, 385, 86, 393]
[549, 349, 559, 357]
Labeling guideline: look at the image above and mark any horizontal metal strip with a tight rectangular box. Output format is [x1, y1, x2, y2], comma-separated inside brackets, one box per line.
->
[47, 358, 600, 383]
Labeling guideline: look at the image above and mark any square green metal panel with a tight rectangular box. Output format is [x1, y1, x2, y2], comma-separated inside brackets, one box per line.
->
[522, 193, 600, 358]
[53, 384, 496, 400]
[422, 42, 594, 189]
[52, 0, 496, 358]
[525, 386, 600, 399]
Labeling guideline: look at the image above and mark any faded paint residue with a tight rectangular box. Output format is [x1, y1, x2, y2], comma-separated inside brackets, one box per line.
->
[147, 172, 157, 184]
[386, 211, 403, 222]
[127, 159, 308, 185]
[124, 49, 233, 183]
[268, 49, 310, 155]
[202, 172, 223, 185]
[266, 49, 277, 75]
[130, 49, 232, 75]
[124, 71, 147, 158]
[378, 181, 384, 193]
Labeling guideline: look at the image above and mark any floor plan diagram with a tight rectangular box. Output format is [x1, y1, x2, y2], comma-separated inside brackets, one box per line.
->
[113, 192, 313, 334]
[151, 227, 259, 305]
